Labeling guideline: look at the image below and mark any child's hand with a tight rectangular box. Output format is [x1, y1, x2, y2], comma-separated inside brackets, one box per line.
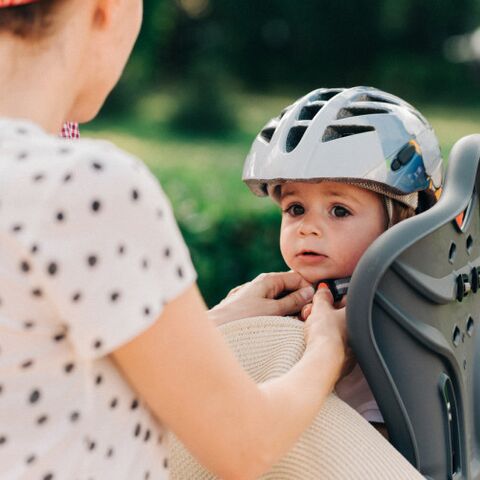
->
[303, 285, 356, 380]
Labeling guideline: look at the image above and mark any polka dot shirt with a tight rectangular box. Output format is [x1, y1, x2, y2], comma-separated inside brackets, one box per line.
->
[0, 118, 196, 479]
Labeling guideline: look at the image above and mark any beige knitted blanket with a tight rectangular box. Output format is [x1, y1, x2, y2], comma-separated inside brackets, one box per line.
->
[168, 316, 423, 479]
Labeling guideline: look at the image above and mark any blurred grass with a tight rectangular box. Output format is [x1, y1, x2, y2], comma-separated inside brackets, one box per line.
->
[422, 105, 480, 155]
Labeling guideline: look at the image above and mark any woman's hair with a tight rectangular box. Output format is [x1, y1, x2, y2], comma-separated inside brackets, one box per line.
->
[0, 0, 64, 39]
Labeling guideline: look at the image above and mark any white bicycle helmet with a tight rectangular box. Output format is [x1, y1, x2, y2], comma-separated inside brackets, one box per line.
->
[242, 86, 443, 209]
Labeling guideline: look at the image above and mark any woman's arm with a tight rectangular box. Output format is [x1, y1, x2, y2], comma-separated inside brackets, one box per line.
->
[112, 283, 347, 480]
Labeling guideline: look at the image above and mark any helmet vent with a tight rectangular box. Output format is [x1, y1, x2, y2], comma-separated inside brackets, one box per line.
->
[260, 126, 277, 143]
[322, 125, 375, 142]
[309, 89, 344, 102]
[286, 125, 308, 152]
[299, 102, 326, 120]
[337, 106, 389, 119]
[356, 94, 399, 105]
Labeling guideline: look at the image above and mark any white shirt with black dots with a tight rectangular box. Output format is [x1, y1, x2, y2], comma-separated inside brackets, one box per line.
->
[0, 118, 197, 480]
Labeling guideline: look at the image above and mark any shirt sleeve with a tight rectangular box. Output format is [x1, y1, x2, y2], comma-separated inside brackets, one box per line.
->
[29, 143, 197, 360]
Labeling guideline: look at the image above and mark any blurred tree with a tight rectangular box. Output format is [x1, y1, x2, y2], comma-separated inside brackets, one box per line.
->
[210, 0, 383, 88]
[168, 59, 238, 135]
[373, 0, 479, 99]
[379, 0, 477, 52]
[103, 0, 480, 114]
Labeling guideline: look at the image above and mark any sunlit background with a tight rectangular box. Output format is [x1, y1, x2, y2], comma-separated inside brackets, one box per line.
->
[84, 0, 480, 306]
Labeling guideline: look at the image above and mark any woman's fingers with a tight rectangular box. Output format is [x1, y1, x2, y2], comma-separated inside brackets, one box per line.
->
[226, 283, 248, 297]
[274, 285, 315, 316]
[310, 283, 335, 312]
[253, 271, 312, 299]
[302, 284, 355, 381]
[305, 285, 348, 353]
[300, 303, 312, 321]
[303, 286, 348, 318]
[209, 271, 316, 324]
[336, 295, 347, 308]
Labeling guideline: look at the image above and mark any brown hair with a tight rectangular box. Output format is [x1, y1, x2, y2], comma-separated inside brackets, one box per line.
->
[0, 0, 64, 39]
[390, 189, 438, 226]
[390, 200, 415, 226]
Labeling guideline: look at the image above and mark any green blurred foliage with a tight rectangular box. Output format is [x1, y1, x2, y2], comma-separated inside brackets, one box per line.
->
[180, 211, 286, 307]
[102, 0, 480, 116]
[168, 61, 237, 135]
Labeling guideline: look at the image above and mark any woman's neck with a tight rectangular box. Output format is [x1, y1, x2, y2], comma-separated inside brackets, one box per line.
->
[0, 36, 78, 134]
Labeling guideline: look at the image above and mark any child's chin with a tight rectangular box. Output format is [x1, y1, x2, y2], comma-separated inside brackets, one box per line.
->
[299, 270, 347, 284]
[299, 271, 333, 284]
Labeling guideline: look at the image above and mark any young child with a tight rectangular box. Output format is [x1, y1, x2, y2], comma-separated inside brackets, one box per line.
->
[167, 87, 441, 478]
[242, 85, 443, 431]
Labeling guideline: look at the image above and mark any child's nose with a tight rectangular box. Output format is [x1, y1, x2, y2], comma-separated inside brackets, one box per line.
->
[299, 213, 323, 237]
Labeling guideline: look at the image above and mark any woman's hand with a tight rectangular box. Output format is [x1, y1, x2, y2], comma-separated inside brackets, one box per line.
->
[299, 291, 344, 322]
[208, 271, 315, 326]
[303, 285, 356, 380]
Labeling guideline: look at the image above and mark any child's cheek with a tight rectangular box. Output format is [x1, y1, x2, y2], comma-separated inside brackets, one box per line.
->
[340, 244, 371, 276]
[279, 232, 295, 270]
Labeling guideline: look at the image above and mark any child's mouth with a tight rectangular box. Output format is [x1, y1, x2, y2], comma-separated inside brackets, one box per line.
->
[298, 250, 324, 256]
[297, 251, 327, 262]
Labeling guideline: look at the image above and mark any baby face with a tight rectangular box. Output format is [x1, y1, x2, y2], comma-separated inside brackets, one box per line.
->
[279, 181, 387, 284]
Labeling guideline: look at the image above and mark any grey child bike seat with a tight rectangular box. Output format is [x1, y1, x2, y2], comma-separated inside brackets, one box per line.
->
[348, 135, 480, 480]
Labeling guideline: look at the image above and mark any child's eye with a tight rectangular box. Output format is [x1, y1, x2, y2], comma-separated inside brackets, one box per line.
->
[284, 204, 305, 217]
[331, 205, 351, 218]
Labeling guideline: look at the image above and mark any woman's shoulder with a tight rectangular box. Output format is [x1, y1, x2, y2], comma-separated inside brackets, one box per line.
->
[0, 117, 161, 194]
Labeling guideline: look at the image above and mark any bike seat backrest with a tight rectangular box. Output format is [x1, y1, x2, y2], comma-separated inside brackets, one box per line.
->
[348, 135, 480, 480]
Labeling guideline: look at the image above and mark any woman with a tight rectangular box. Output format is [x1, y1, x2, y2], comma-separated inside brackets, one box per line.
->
[0, 1, 351, 479]
[0, 1, 421, 479]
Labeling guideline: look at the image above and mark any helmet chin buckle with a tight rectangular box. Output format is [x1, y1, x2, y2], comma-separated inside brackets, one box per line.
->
[316, 277, 351, 303]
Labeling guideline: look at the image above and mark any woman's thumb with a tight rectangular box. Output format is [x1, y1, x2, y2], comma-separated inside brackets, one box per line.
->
[276, 285, 314, 315]
[312, 283, 335, 310]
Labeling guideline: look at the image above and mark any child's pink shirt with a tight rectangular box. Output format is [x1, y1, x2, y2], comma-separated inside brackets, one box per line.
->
[335, 363, 384, 423]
